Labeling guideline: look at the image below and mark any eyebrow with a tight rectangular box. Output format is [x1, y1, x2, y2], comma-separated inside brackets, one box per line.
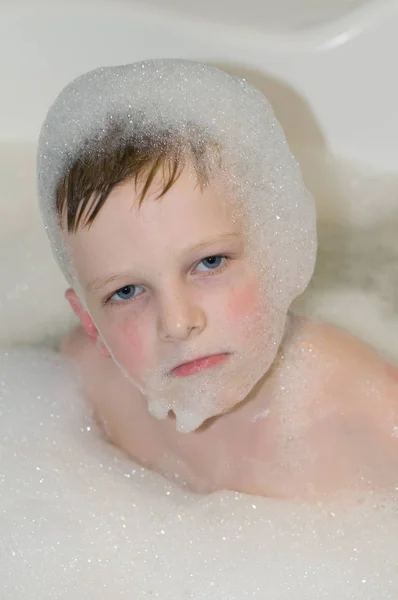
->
[86, 232, 241, 294]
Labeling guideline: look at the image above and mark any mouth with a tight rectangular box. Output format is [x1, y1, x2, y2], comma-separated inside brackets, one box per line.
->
[170, 353, 229, 377]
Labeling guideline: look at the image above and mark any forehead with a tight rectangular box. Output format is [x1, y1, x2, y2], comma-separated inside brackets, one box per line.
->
[67, 168, 242, 278]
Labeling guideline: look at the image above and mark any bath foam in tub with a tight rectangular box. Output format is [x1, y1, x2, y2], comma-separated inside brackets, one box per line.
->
[1, 346, 398, 598]
[37, 59, 316, 432]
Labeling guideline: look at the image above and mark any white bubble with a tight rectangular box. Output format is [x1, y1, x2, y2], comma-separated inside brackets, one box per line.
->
[1, 347, 398, 598]
[38, 59, 316, 297]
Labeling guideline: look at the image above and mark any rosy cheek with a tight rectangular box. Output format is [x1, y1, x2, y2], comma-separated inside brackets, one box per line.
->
[105, 319, 150, 371]
[225, 280, 261, 323]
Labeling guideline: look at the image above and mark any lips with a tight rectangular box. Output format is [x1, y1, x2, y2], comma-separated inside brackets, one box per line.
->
[171, 353, 229, 377]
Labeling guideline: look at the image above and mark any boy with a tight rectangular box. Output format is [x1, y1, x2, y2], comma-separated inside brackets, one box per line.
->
[38, 60, 398, 499]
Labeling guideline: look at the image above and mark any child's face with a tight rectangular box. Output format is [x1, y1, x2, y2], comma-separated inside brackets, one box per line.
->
[66, 167, 287, 432]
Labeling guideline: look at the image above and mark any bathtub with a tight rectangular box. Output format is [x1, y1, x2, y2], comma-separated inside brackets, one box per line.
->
[1, 1, 398, 597]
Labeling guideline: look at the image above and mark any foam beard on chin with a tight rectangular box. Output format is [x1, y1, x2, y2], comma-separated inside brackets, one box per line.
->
[94, 296, 289, 433]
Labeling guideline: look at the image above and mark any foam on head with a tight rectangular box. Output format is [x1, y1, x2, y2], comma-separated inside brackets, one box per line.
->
[37, 59, 316, 295]
[37, 59, 317, 431]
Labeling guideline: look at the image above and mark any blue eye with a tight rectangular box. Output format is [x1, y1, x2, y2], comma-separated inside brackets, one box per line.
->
[196, 255, 226, 272]
[110, 284, 144, 302]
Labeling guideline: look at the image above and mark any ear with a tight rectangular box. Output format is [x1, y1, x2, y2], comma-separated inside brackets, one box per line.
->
[65, 288, 110, 357]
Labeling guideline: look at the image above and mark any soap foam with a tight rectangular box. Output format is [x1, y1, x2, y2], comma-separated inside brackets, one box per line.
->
[37, 60, 316, 298]
[1, 347, 398, 599]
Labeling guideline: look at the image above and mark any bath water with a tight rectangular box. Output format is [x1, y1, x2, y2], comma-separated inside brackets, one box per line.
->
[1, 142, 398, 598]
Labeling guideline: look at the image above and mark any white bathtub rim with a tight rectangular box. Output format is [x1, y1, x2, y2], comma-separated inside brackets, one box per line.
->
[2, 0, 398, 54]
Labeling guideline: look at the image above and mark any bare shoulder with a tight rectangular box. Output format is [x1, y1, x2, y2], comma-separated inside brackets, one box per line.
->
[294, 317, 398, 406]
[60, 325, 126, 396]
[60, 324, 151, 426]
[300, 318, 384, 369]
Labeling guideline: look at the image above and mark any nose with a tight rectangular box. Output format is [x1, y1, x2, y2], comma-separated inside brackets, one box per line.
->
[157, 287, 206, 342]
